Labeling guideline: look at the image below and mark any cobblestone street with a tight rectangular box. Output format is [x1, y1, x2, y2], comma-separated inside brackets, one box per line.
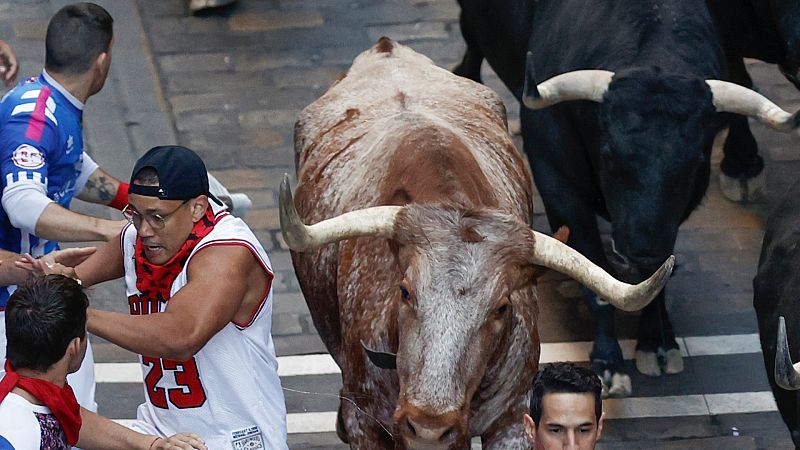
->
[3, 0, 800, 448]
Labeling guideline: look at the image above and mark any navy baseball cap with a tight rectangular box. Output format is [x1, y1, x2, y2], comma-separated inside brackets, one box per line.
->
[129, 145, 222, 204]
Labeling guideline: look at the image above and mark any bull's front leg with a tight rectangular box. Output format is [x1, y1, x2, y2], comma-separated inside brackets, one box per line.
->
[453, 7, 484, 83]
[524, 108, 629, 397]
[635, 290, 682, 376]
[718, 56, 765, 203]
[339, 394, 398, 450]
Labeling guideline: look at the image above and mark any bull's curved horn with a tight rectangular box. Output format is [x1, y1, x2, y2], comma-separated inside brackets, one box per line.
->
[522, 51, 614, 109]
[529, 230, 673, 311]
[706, 80, 800, 132]
[279, 174, 403, 251]
[775, 316, 800, 390]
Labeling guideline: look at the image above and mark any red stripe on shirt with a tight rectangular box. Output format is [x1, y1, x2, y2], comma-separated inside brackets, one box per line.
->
[24, 86, 51, 142]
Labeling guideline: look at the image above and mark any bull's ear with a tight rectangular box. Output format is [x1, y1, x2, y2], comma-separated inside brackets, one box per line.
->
[361, 340, 397, 370]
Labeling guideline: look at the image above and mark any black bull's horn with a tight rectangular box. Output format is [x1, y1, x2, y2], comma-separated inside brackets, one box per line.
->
[776, 316, 800, 390]
[522, 51, 800, 132]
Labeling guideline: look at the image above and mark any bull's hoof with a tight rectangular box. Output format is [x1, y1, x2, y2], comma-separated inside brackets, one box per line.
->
[599, 369, 632, 398]
[719, 171, 765, 203]
[188, 0, 236, 14]
[664, 348, 684, 374]
[636, 348, 684, 376]
[635, 350, 662, 376]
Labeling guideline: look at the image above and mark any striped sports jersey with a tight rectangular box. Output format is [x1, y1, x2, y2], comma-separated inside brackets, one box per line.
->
[0, 70, 93, 308]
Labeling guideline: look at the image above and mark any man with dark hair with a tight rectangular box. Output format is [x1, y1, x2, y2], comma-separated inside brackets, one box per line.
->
[0, 2, 129, 413]
[27, 145, 288, 449]
[524, 362, 605, 450]
[0, 275, 206, 450]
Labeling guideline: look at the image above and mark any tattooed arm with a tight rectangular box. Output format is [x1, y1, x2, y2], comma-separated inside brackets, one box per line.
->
[77, 167, 124, 205]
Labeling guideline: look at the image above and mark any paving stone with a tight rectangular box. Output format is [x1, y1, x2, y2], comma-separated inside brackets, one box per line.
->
[175, 111, 238, 132]
[211, 168, 273, 190]
[272, 313, 303, 335]
[598, 436, 757, 450]
[159, 52, 233, 73]
[601, 415, 717, 441]
[271, 66, 344, 89]
[228, 11, 324, 33]
[246, 207, 280, 231]
[367, 21, 449, 42]
[281, 374, 342, 412]
[238, 109, 300, 129]
[288, 433, 349, 450]
[274, 333, 327, 356]
[96, 382, 145, 420]
[273, 292, 311, 315]
[13, 20, 47, 40]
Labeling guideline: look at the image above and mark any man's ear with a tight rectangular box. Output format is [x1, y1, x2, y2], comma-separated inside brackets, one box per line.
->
[66, 336, 81, 358]
[191, 196, 210, 221]
[523, 414, 537, 444]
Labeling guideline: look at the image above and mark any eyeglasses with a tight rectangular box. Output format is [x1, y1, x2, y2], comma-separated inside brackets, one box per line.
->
[122, 200, 190, 230]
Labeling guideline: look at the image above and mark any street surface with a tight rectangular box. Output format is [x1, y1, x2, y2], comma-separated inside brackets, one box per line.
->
[3, 0, 800, 448]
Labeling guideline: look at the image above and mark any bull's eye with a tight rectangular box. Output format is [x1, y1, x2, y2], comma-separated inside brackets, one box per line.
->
[496, 304, 509, 315]
[400, 286, 410, 301]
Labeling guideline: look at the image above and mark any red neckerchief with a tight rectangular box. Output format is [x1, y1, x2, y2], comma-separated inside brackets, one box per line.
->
[134, 207, 218, 310]
[0, 360, 82, 446]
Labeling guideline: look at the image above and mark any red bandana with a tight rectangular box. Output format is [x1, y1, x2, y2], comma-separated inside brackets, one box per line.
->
[0, 360, 82, 446]
[134, 208, 219, 310]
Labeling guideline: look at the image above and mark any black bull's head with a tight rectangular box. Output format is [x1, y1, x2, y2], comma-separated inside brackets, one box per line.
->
[521, 52, 800, 277]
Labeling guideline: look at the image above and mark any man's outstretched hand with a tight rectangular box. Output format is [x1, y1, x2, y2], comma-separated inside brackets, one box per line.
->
[151, 433, 207, 450]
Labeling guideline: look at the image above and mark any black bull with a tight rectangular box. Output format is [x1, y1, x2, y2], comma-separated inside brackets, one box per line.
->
[455, 0, 799, 393]
[706, 0, 800, 202]
[754, 179, 800, 448]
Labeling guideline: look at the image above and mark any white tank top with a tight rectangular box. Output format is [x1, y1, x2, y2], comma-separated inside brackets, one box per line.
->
[121, 213, 288, 449]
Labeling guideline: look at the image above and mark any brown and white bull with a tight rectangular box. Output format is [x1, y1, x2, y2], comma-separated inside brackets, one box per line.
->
[281, 38, 673, 449]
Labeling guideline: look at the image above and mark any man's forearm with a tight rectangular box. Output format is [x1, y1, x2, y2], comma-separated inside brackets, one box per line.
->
[0, 249, 29, 285]
[77, 167, 125, 206]
[35, 203, 125, 242]
[77, 408, 156, 450]
[88, 308, 201, 361]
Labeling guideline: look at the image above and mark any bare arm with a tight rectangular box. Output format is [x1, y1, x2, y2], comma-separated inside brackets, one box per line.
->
[0, 39, 18, 87]
[0, 249, 26, 285]
[35, 202, 126, 242]
[88, 245, 256, 361]
[77, 167, 125, 206]
[72, 233, 125, 286]
[77, 407, 206, 450]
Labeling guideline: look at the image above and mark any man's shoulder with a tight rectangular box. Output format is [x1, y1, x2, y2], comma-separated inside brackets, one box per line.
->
[0, 394, 42, 449]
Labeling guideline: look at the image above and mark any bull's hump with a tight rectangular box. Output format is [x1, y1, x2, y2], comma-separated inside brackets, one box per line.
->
[299, 40, 506, 137]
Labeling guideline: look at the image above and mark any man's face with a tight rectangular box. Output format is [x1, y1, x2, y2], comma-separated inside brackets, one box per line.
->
[127, 192, 198, 265]
[524, 393, 603, 450]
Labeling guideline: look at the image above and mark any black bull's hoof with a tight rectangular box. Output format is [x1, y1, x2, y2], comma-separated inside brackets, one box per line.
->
[635, 347, 684, 377]
[719, 170, 766, 203]
[599, 369, 632, 398]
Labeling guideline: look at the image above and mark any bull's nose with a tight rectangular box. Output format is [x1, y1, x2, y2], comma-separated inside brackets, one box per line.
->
[397, 406, 463, 447]
[405, 416, 457, 443]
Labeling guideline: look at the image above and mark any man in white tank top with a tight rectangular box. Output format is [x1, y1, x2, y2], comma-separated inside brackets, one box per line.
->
[29, 146, 288, 449]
